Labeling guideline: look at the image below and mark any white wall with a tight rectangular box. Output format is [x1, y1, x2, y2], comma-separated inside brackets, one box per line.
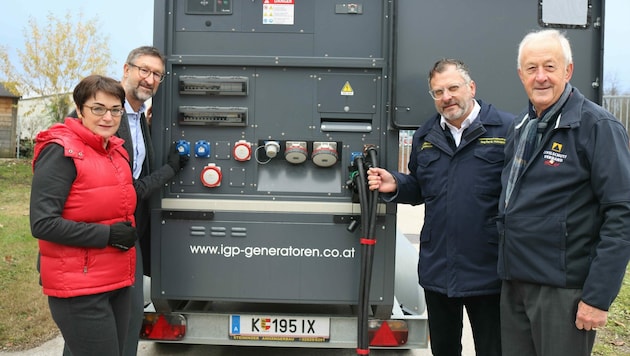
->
[17, 93, 73, 139]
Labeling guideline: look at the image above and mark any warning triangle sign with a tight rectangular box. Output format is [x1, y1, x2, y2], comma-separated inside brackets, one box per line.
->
[341, 81, 354, 96]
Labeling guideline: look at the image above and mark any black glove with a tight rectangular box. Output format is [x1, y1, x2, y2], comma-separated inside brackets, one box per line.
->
[179, 152, 189, 170]
[108, 221, 137, 251]
[167, 143, 188, 171]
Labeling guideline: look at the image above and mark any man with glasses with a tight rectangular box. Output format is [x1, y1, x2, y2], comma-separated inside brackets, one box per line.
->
[64, 46, 187, 356]
[367, 58, 513, 355]
[120, 46, 189, 356]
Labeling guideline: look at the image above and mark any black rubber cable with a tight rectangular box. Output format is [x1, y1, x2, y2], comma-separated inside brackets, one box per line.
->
[355, 147, 379, 355]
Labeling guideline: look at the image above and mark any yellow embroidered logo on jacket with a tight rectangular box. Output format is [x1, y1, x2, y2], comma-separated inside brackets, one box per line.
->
[478, 137, 506, 145]
[544, 142, 567, 167]
[421, 142, 433, 150]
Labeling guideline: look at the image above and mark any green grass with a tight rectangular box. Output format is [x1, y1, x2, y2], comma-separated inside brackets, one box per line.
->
[0, 158, 628, 353]
[0, 159, 58, 351]
[593, 266, 630, 355]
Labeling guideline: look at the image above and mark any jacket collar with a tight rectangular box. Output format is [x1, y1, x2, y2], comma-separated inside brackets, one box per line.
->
[517, 85, 583, 130]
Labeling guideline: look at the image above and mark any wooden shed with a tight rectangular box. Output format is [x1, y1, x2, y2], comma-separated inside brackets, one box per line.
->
[0, 83, 20, 158]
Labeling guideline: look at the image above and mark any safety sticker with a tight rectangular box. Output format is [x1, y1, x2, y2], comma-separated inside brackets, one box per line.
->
[341, 81, 354, 96]
[263, 0, 295, 25]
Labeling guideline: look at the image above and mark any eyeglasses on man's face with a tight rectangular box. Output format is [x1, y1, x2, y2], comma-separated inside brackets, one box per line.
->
[128, 62, 165, 83]
[428, 82, 466, 100]
[84, 105, 125, 117]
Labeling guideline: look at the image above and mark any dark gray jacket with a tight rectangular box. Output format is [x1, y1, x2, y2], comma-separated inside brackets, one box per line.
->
[498, 86, 630, 311]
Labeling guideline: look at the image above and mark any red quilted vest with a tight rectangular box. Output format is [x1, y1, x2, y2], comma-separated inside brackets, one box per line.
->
[33, 118, 137, 297]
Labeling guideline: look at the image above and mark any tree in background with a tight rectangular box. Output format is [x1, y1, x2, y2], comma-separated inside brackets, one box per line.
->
[605, 72, 623, 96]
[0, 10, 112, 126]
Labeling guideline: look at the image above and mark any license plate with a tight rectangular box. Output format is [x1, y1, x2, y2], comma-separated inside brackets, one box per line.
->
[229, 314, 330, 342]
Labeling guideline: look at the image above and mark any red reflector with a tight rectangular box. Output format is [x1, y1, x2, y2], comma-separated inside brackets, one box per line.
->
[368, 320, 408, 347]
[140, 313, 186, 341]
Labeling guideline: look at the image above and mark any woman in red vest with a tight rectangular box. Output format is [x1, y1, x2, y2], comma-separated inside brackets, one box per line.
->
[30, 75, 137, 356]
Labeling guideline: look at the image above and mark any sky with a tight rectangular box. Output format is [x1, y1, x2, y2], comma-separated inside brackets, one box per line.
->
[0, 0, 155, 80]
[602, 0, 630, 93]
[0, 0, 629, 93]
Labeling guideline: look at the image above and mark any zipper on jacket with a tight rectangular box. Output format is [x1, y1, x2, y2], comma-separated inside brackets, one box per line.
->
[83, 249, 89, 274]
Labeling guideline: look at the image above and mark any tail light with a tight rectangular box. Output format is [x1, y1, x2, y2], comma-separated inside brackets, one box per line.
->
[368, 320, 408, 347]
[140, 313, 186, 341]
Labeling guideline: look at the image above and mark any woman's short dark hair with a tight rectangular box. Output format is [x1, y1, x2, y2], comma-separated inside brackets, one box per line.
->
[73, 75, 125, 109]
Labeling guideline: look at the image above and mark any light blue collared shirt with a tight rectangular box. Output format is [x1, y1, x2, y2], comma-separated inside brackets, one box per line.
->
[124, 101, 147, 179]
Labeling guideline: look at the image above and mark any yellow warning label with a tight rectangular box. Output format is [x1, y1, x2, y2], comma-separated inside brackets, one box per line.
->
[341, 81, 354, 96]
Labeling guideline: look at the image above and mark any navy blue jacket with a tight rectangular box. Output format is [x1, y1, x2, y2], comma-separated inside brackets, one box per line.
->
[498, 87, 630, 311]
[387, 100, 514, 297]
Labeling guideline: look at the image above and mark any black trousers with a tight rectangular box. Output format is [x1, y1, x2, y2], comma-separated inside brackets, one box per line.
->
[500, 280, 596, 356]
[50, 287, 131, 356]
[122, 241, 145, 356]
[424, 289, 502, 356]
